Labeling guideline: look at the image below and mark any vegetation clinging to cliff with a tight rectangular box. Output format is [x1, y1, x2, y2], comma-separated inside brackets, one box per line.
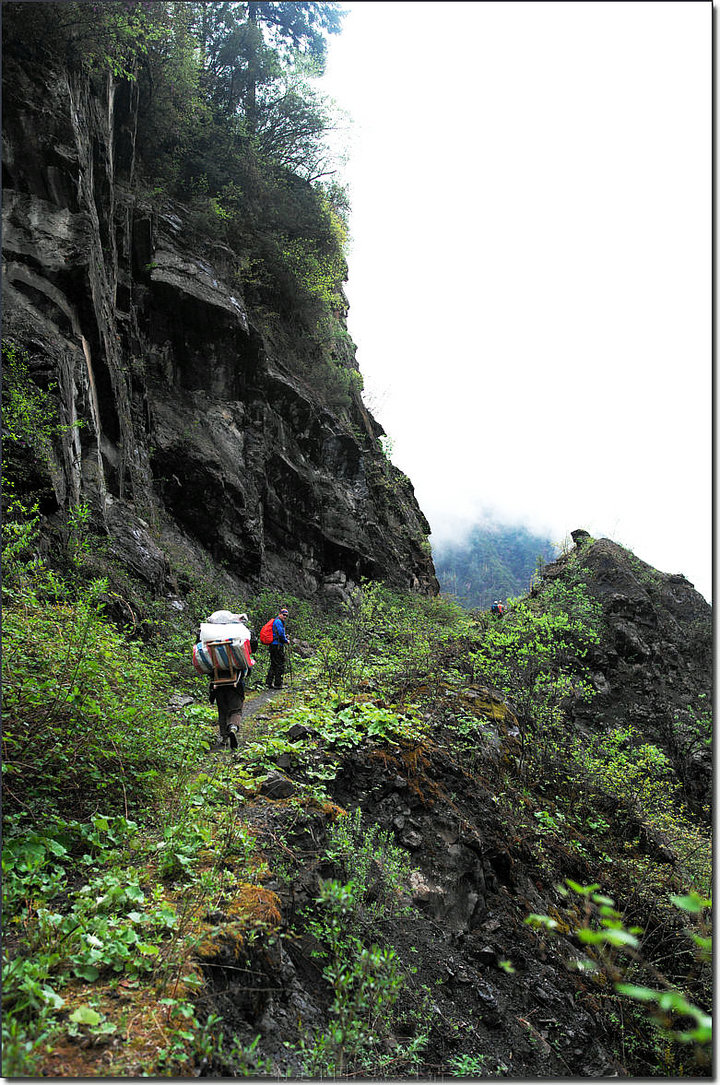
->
[3, 1, 350, 331]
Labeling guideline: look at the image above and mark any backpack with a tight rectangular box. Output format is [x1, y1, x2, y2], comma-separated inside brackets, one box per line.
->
[259, 619, 275, 645]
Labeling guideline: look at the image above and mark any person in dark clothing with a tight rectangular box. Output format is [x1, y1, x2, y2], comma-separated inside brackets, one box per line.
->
[266, 607, 290, 689]
[209, 678, 245, 748]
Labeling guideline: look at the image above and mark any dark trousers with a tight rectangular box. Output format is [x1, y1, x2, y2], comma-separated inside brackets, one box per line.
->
[212, 683, 245, 739]
[266, 645, 285, 688]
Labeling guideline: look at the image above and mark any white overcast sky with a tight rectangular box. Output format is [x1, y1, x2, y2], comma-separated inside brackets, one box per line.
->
[318, 1, 712, 601]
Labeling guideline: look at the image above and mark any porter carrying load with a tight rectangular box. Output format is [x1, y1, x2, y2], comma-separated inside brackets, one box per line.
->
[192, 614, 255, 684]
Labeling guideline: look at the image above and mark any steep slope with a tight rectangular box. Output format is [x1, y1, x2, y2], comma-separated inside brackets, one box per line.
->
[536, 530, 712, 811]
[2, 57, 437, 607]
[185, 535, 711, 1077]
[3, 529, 710, 1077]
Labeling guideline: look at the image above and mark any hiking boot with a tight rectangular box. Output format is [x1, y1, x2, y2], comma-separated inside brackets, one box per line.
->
[228, 729, 238, 750]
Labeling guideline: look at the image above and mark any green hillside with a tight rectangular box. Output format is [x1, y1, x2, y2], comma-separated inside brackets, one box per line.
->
[2, 518, 711, 1077]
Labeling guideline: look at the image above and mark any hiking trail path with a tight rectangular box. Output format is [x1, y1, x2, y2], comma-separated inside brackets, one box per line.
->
[242, 687, 282, 720]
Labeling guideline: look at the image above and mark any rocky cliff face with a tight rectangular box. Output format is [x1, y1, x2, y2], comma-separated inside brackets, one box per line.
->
[2, 63, 438, 605]
[536, 530, 712, 810]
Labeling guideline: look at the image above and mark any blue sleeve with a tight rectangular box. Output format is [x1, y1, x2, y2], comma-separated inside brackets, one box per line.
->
[273, 618, 289, 644]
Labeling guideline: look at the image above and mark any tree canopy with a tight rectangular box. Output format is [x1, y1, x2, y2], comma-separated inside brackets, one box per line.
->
[3, 1, 346, 181]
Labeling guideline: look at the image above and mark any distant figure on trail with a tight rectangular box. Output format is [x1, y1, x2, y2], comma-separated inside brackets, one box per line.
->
[491, 600, 505, 617]
[263, 607, 290, 689]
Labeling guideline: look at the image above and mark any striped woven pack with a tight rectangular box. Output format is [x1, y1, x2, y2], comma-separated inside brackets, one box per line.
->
[192, 638, 252, 677]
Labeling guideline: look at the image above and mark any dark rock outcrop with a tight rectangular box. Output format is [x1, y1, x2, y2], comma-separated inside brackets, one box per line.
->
[2, 63, 438, 604]
[536, 532, 712, 810]
[205, 740, 626, 1079]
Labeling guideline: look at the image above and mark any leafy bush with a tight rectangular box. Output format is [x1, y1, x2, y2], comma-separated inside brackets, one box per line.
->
[2, 572, 199, 824]
[325, 808, 414, 921]
[461, 575, 602, 780]
[297, 879, 404, 1076]
[568, 726, 711, 893]
[527, 880, 711, 1069]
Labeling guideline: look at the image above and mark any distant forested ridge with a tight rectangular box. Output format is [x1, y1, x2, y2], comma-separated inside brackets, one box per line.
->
[433, 523, 557, 609]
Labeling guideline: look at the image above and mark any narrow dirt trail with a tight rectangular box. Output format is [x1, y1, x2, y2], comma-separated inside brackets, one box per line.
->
[242, 687, 281, 719]
[205, 681, 293, 752]
[235, 685, 294, 745]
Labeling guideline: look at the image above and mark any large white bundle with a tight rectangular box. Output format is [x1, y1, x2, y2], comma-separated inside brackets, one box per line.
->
[200, 621, 251, 644]
[207, 610, 238, 624]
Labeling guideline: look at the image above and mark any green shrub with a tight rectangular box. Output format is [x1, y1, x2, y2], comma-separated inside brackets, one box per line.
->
[526, 880, 711, 1072]
[325, 807, 414, 921]
[569, 726, 711, 893]
[298, 879, 404, 1076]
[2, 569, 203, 824]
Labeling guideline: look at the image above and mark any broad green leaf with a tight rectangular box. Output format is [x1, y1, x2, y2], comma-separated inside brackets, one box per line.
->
[69, 1006, 102, 1026]
[41, 985, 65, 1009]
[577, 928, 605, 944]
[677, 1025, 712, 1044]
[599, 907, 621, 920]
[615, 983, 658, 1002]
[566, 880, 600, 896]
[73, 964, 100, 981]
[599, 928, 639, 949]
[657, 991, 693, 1014]
[670, 892, 710, 914]
[22, 842, 46, 867]
[692, 935, 712, 955]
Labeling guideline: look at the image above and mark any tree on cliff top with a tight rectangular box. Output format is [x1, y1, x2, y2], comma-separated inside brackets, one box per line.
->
[193, 1, 344, 128]
[4, 1, 345, 181]
[3, 0, 352, 353]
